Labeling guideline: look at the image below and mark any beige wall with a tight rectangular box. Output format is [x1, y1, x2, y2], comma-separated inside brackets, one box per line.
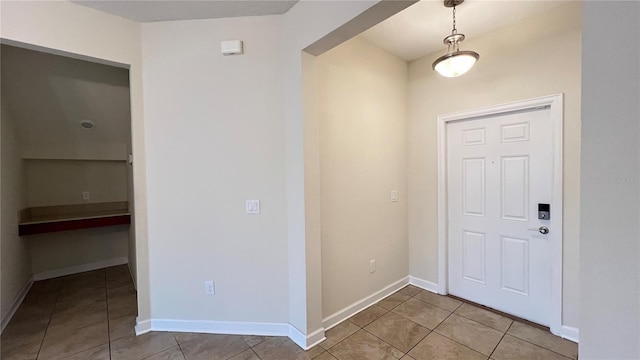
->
[317, 37, 409, 317]
[1, 0, 398, 341]
[29, 226, 129, 276]
[580, 1, 639, 358]
[285, 0, 404, 336]
[22, 159, 129, 277]
[282, 1, 413, 338]
[141, 15, 290, 323]
[0, 100, 32, 327]
[408, 2, 581, 328]
[24, 160, 127, 207]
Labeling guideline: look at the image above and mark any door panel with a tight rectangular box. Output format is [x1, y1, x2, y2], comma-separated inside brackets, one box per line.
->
[463, 127, 486, 146]
[462, 231, 486, 284]
[501, 122, 530, 142]
[462, 158, 485, 216]
[501, 236, 529, 296]
[501, 156, 529, 220]
[447, 108, 552, 326]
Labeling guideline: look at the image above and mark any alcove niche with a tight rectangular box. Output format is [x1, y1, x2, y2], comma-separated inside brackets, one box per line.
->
[1, 44, 135, 281]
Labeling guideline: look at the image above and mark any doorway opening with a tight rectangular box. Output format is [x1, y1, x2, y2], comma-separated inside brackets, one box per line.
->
[0, 43, 137, 330]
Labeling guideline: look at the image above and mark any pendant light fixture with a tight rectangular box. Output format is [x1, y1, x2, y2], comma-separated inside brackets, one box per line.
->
[432, 0, 479, 78]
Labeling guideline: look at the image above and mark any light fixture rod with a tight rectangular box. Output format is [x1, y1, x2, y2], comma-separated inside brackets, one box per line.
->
[432, 0, 479, 78]
[452, 5, 457, 33]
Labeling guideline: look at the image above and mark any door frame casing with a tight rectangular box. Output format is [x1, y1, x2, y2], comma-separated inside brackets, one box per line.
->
[436, 94, 564, 335]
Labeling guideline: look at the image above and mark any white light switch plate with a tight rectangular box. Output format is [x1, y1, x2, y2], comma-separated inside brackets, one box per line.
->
[246, 200, 260, 214]
[391, 191, 398, 202]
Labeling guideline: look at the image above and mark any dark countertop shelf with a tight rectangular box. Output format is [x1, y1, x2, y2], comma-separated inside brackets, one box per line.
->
[19, 202, 131, 236]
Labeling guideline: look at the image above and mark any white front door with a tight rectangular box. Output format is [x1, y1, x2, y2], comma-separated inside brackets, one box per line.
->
[447, 107, 553, 326]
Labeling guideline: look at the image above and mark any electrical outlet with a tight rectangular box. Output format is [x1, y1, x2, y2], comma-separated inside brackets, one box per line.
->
[82, 191, 90, 200]
[391, 191, 398, 202]
[369, 260, 376, 273]
[205, 280, 215, 295]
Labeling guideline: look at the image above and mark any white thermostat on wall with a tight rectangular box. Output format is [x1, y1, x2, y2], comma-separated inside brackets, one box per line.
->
[221, 40, 243, 56]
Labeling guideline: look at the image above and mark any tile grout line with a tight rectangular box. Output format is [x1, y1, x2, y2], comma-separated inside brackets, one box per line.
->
[402, 287, 447, 357]
[6, 268, 130, 360]
[450, 303, 515, 333]
[386, 295, 441, 354]
[488, 320, 512, 359]
[325, 286, 451, 358]
[400, 329, 433, 357]
[104, 269, 113, 360]
[138, 345, 180, 360]
[57, 270, 111, 360]
[359, 295, 423, 355]
[34, 279, 64, 360]
[360, 326, 405, 355]
[324, 286, 545, 360]
[325, 329, 362, 359]
[323, 305, 385, 356]
[411, 291, 463, 313]
[502, 332, 576, 360]
[425, 306, 501, 358]
[449, 294, 550, 332]
[173, 333, 188, 360]
[248, 347, 263, 360]
[443, 296, 575, 358]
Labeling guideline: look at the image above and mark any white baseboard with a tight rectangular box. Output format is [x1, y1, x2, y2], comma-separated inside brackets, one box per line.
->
[322, 276, 409, 331]
[137, 317, 324, 350]
[33, 257, 128, 281]
[561, 325, 579, 343]
[289, 326, 325, 350]
[1, 275, 34, 333]
[409, 276, 439, 294]
[148, 318, 290, 337]
[135, 316, 152, 335]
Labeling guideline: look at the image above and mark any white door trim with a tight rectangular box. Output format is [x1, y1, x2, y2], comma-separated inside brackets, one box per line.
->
[436, 94, 564, 336]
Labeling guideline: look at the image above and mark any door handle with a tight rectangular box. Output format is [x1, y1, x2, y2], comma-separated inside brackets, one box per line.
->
[528, 226, 549, 234]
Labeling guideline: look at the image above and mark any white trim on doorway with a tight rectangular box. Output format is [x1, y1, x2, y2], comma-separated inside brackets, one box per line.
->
[436, 94, 564, 337]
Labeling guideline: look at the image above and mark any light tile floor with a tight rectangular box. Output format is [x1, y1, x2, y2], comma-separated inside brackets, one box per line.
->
[1, 268, 578, 360]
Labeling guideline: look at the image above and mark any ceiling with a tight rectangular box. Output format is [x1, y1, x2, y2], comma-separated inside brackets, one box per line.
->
[1, 45, 132, 148]
[0, 1, 572, 147]
[359, 0, 571, 61]
[72, 0, 299, 22]
[72, 0, 573, 61]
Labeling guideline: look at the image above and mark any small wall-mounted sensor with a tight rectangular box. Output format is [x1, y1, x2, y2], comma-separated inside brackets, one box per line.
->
[246, 200, 260, 214]
[221, 40, 243, 56]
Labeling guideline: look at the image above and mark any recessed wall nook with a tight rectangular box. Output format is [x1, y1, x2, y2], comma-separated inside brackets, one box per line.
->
[1, 44, 136, 289]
